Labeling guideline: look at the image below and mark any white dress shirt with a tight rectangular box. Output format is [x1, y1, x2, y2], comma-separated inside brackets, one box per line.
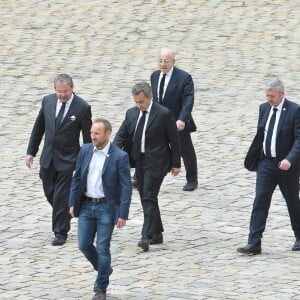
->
[157, 67, 174, 99]
[55, 93, 74, 118]
[85, 143, 110, 198]
[263, 98, 285, 158]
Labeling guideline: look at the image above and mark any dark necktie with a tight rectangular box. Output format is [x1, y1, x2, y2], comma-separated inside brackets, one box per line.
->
[159, 74, 166, 103]
[265, 107, 278, 158]
[55, 102, 66, 128]
[132, 111, 147, 160]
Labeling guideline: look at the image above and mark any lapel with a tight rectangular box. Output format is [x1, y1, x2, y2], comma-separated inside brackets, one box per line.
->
[83, 145, 94, 178]
[57, 94, 77, 129]
[50, 95, 57, 131]
[276, 99, 288, 138]
[102, 143, 113, 175]
[152, 72, 159, 100]
[164, 67, 178, 99]
[146, 102, 159, 129]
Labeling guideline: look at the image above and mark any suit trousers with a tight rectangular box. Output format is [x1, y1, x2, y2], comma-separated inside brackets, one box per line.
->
[248, 159, 300, 245]
[135, 158, 165, 238]
[179, 130, 198, 183]
[39, 165, 72, 238]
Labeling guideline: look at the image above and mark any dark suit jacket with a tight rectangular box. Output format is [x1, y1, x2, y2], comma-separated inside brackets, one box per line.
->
[113, 101, 181, 175]
[68, 143, 132, 220]
[26, 93, 92, 171]
[150, 67, 196, 132]
[245, 99, 300, 171]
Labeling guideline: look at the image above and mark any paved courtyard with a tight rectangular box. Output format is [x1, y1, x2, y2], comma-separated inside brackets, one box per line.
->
[1, 0, 300, 299]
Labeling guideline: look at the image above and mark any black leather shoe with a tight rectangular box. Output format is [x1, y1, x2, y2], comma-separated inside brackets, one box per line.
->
[52, 236, 66, 246]
[183, 182, 198, 191]
[237, 243, 261, 255]
[292, 238, 300, 251]
[138, 236, 150, 251]
[150, 233, 163, 245]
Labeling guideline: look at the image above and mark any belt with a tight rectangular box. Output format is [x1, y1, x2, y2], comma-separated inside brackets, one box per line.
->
[263, 155, 279, 163]
[86, 197, 106, 204]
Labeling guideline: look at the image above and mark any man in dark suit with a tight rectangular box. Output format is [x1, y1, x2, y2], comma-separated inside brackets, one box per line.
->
[69, 119, 131, 300]
[238, 78, 300, 255]
[114, 82, 181, 251]
[25, 74, 92, 246]
[150, 48, 198, 191]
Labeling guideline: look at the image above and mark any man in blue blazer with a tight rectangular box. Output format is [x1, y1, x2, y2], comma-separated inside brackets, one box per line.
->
[114, 82, 181, 251]
[238, 79, 300, 255]
[150, 48, 198, 191]
[26, 74, 92, 246]
[69, 118, 131, 300]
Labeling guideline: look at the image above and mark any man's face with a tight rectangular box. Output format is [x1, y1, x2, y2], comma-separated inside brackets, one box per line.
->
[55, 81, 73, 102]
[157, 50, 175, 74]
[90, 122, 110, 149]
[266, 88, 284, 107]
[133, 92, 152, 112]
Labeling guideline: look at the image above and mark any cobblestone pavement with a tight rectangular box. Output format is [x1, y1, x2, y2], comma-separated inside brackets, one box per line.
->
[1, 0, 300, 299]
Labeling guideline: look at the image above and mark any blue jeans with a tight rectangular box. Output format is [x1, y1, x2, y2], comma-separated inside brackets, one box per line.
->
[78, 200, 115, 292]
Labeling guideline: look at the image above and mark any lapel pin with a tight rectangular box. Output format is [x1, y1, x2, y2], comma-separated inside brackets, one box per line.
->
[70, 115, 76, 121]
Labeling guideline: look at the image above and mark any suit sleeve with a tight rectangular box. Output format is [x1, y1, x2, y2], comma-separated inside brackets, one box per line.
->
[80, 105, 92, 144]
[166, 110, 181, 168]
[286, 105, 300, 164]
[26, 98, 46, 156]
[68, 147, 84, 208]
[178, 74, 194, 123]
[117, 152, 132, 219]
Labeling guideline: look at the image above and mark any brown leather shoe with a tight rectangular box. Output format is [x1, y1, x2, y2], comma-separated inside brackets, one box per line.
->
[92, 290, 106, 300]
[237, 243, 261, 255]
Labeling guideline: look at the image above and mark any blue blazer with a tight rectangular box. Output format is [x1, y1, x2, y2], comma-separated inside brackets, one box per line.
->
[245, 99, 300, 171]
[68, 143, 132, 220]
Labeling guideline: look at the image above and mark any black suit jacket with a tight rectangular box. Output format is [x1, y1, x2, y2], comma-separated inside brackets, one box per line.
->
[150, 67, 196, 132]
[113, 101, 181, 175]
[245, 99, 300, 171]
[26, 93, 92, 171]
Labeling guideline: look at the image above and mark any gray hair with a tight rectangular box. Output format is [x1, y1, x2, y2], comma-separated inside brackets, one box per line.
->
[159, 47, 176, 60]
[132, 82, 152, 97]
[54, 74, 74, 88]
[266, 78, 285, 92]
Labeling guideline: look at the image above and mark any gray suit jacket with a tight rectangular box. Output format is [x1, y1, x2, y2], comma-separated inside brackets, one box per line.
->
[26, 93, 92, 171]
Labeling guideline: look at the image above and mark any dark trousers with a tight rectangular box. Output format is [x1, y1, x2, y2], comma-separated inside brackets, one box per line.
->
[179, 130, 198, 183]
[135, 158, 165, 238]
[39, 165, 73, 239]
[248, 159, 300, 245]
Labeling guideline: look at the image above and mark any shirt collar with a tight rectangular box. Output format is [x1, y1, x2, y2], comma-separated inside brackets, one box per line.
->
[93, 142, 111, 155]
[161, 67, 174, 79]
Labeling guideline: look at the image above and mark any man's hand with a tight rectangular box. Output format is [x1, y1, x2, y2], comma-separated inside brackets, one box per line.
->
[69, 207, 75, 218]
[176, 120, 185, 131]
[278, 159, 291, 171]
[116, 218, 126, 229]
[171, 167, 180, 176]
[25, 155, 34, 169]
